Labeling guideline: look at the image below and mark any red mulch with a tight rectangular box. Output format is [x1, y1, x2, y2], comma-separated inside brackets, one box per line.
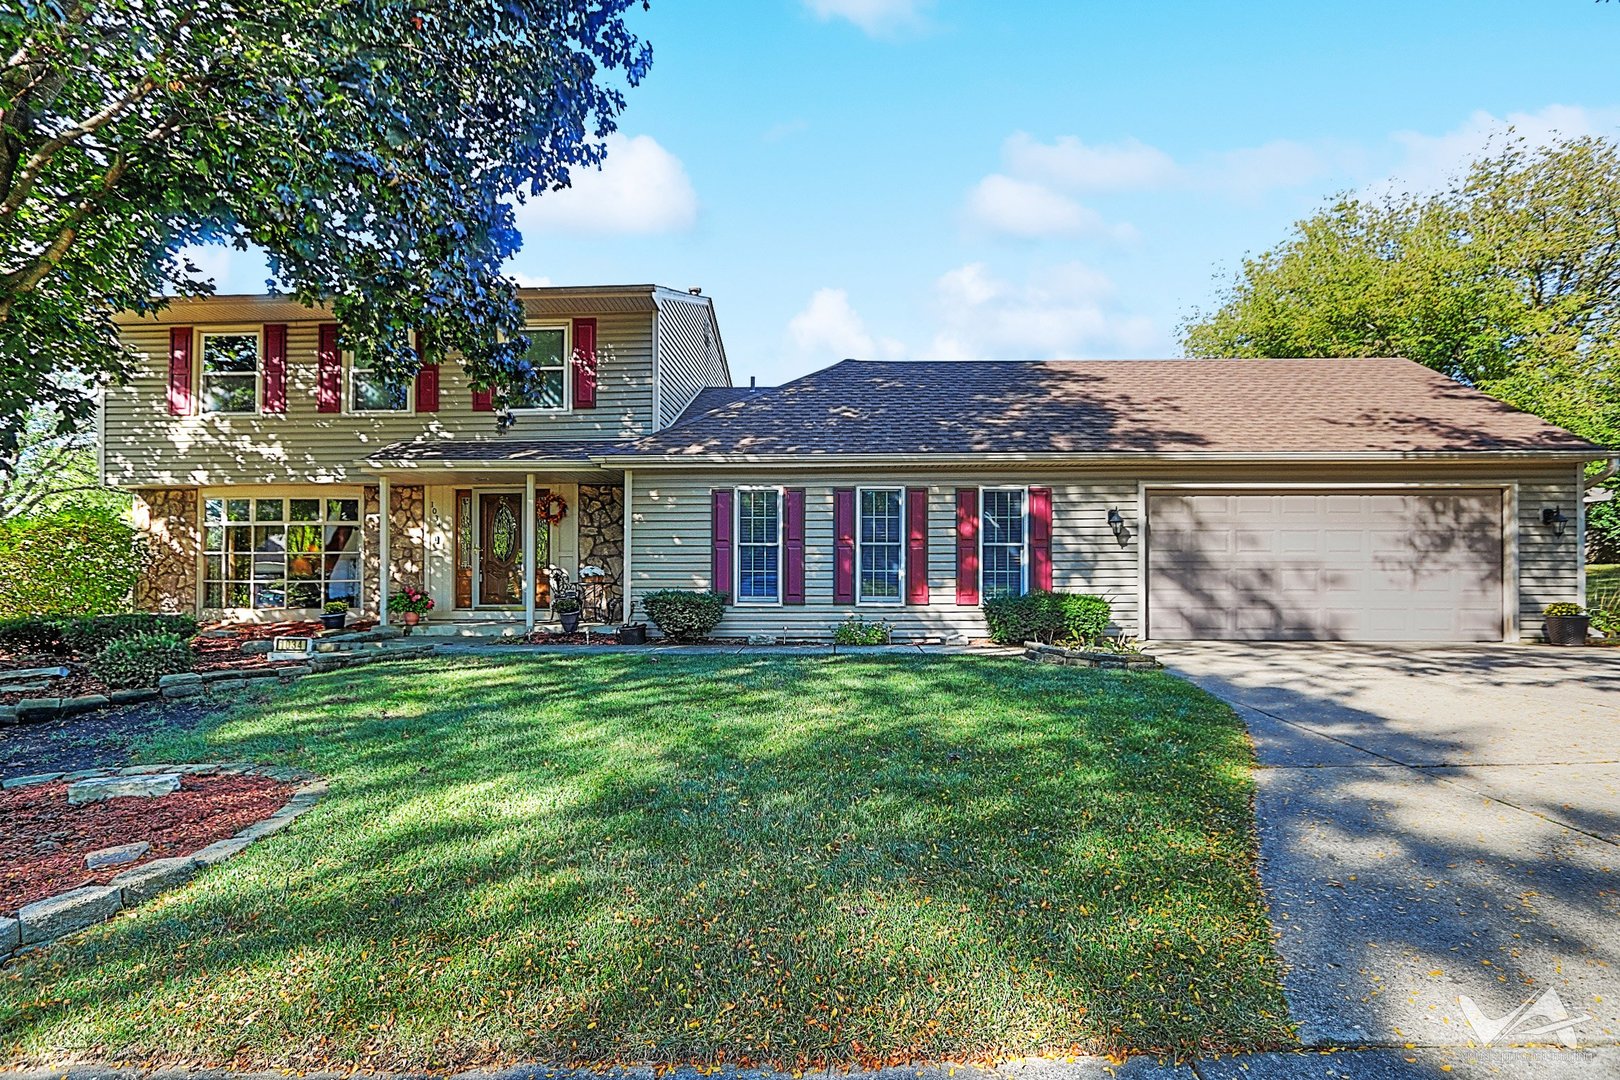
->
[0, 773, 299, 914]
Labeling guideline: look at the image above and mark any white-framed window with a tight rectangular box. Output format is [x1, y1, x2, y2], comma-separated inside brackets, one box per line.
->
[198, 331, 261, 414]
[857, 487, 904, 604]
[348, 346, 413, 414]
[736, 487, 782, 605]
[202, 495, 362, 610]
[981, 487, 1028, 599]
[507, 325, 569, 411]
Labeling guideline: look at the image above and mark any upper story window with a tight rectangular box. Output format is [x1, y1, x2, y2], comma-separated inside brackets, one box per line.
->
[981, 487, 1027, 599]
[349, 347, 412, 413]
[507, 326, 568, 411]
[199, 331, 260, 414]
[736, 487, 781, 604]
[858, 487, 904, 604]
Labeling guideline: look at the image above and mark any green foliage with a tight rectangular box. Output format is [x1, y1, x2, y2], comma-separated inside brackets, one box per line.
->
[1588, 497, 1620, 564]
[0, 612, 198, 658]
[1588, 590, 1620, 639]
[323, 601, 349, 615]
[87, 632, 194, 689]
[1543, 602, 1586, 617]
[1182, 136, 1620, 465]
[983, 589, 1112, 646]
[551, 594, 582, 615]
[832, 614, 891, 645]
[0, 509, 144, 617]
[641, 589, 728, 642]
[0, 1, 652, 465]
[1, 406, 130, 519]
[0, 616, 64, 655]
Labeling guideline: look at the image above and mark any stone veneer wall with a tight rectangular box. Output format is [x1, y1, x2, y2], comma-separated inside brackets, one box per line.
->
[577, 484, 624, 621]
[132, 488, 200, 614]
[361, 485, 425, 614]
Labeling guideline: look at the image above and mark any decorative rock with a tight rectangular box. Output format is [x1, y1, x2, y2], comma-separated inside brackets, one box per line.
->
[161, 681, 203, 700]
[239, 639, 276, 655]
[276, 664, 315, 677]
[60, 694, 109, 715]
[85, 841, 151, 870]
[0, 706, 16, 726]
[190, 836, 252, 867]
[233, 815, 296, 843]
[3, 665, 71, 681]
[0, 915, 17, 954]
[0, 680, 53, 695]
[112, 857, 196, 905]
[62, 768, 112, 781]
[18, 885, 121, 945]
[2, 772, 63, 789]
[119, 763, 180, 774]
[15, 698, 61, 722]
[109, 687, 160, 705]
[67, 773, 181, 805]
[746, 634, 776, 646]
[157, 672, 202, 688]
[206, 678, 247, 695]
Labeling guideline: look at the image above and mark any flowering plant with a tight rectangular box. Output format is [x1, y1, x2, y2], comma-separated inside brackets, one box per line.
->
[391, 585, 435, 616]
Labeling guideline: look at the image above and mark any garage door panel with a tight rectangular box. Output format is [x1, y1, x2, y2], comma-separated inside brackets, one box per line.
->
[1148, 490, 1503, 642]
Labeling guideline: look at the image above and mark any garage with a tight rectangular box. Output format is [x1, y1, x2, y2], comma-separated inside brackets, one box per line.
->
[1146, 489, 1507, 642]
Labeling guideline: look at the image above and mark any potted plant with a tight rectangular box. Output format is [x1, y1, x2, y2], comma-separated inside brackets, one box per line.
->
[1544, 603, 1591, 646]
[320, 600, 349, 631]
[553, 593, 582, 634]
[391, 585, 435, 632]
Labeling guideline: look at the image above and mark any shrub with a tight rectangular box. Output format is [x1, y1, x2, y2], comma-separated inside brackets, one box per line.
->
[57, 613, 200, 656]
[88, 632, 195, 689]
[833, 615, 891, 645]
[1590, 591, 1619, 639]
[0, 616, 66, 655]
[0, 509, 145, 617]
[1543, 602, 1586, 617]
[323, 601, 349, 615]
[983, 590, 1112, 646]
[641, 589, 727, 642]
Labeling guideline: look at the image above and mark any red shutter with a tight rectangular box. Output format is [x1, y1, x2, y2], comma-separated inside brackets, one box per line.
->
[316, 324, 341, 413]
[784, 488, 805, 605]
[955, 489, 979, 606]
[906, 487, 929, 605]
[472, 385, 494, 412]
[413, 331, 439, 412]
[166, 327, 193, 415]
[262, 324, 288, 414]
[572, 317, 597, 409]
[833, 488, 855, 605]
[711, 489, 734, 601]
[1029, 487, 1053, 592]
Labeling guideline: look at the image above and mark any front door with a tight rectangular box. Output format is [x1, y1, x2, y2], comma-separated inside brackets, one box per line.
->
[477, 492, 524, 607]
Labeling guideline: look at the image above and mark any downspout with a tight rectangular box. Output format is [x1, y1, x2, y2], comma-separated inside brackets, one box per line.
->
[1584, 458, 1620, 491]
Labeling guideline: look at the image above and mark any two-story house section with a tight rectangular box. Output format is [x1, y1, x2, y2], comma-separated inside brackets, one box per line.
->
[104, 284, 730, 627]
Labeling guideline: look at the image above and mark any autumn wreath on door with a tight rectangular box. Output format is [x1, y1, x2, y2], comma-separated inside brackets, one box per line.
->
[538, 492, 569, 525]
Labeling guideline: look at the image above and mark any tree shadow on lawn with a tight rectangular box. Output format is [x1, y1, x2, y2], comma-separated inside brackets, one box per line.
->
[0, 654, 1293, 1071]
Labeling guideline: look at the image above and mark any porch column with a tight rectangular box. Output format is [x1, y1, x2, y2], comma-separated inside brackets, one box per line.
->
[622, 469, 634, 623]
[378, 475, 391, 626]
[523, 472, 537, 631]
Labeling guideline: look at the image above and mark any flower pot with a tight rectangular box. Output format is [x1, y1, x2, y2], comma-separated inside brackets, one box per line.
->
[559, 610, 580, 634]
[617, 622, 647, 645]
[320, 613, 347, 631]
[1545, 614, 1590, 646]
[402, 611, 422, 633]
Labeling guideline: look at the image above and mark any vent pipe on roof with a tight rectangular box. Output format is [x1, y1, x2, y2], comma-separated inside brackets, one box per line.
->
[688, 286, 702, 295]
[750, 376, 757, 389]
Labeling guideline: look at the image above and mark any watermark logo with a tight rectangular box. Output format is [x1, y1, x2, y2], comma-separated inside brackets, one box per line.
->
[1459, 987, 1590, 1048]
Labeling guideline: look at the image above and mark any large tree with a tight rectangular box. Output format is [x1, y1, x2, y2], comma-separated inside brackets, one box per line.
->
[1182, 135, 1620, 558]
[0, 0, 651, 469]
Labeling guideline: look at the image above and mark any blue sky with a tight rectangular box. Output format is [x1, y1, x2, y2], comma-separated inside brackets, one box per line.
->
[200, 0, 1620, 388]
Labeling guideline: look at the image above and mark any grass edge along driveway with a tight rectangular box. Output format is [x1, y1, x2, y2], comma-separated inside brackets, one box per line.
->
[0, 653, 1291, 1071]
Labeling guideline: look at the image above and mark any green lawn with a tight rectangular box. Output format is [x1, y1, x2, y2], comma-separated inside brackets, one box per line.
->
[0, 654, 1290, 1070]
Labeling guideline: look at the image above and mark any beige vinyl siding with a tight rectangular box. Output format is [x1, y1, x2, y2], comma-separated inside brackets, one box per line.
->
[631, 468, 1140, 642]
[654, 296, 730, 428]
[103, 312, 656, 487]
[1517, 465, 1585, 638]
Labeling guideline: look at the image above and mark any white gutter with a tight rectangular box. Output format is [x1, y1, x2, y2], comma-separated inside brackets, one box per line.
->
[1585, 457, 1620, 492]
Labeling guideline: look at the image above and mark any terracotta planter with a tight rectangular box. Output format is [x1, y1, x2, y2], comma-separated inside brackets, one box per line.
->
[402, 611, 422, 631]
[1545, 614, 1590, 646]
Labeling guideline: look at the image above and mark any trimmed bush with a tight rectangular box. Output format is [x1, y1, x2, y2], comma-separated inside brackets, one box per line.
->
[0, 509, 145, 618]
[88, 632, 195, 689]
[833, 615, 891, 645]
[983, 589, 1112, 646]
[0, 616, 66, 655]
[0, 613, 197, 659]
[641, 589, 728, 642]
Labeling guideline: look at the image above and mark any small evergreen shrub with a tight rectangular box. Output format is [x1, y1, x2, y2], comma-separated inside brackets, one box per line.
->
[833, 615, 891, 645]
[983, 590, 1112, 646]
[641, 589, 728, 642]
[88, 632, 195, 689]
[0, 616, 66, 655]
[1543, 602, 1586, 617]
[58, 613, 199, 656]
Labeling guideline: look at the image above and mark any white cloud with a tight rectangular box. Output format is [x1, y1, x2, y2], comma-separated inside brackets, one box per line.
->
[1002, 132, 1179, 192]
[965, 174, 1138, 242]
[514, 134, 697, 236]
[927, 262, 1161, 360]
[804, 0, 927, 35]
[1200, 139, 1347, 196]
[1386, 104, 1620, 193]
[787, 288, 905, 359]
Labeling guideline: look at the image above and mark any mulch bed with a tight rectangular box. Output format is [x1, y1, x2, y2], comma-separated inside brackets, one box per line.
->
[0, 773, 298, 914]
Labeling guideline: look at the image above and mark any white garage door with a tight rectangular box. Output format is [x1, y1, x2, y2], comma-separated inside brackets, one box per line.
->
[1147, 490, 1506, 642]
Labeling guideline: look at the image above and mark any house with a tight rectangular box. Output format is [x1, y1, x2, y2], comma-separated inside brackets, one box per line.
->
[103, 286, 1608, 643]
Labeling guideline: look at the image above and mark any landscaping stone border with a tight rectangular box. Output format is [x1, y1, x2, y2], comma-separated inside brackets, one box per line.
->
[0, 763, 326, 965]
[1023, 641, 1162, 671]
[0, 641, 436, 727]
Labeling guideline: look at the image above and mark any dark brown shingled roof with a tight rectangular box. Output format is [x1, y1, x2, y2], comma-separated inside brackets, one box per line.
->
[608, 358, 1603, 459]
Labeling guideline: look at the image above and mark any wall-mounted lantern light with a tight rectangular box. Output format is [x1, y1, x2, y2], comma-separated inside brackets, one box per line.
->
[1107, 508, 1124, 530]
[495, 408, 516, 434]
[1542, 507, 1569, 538]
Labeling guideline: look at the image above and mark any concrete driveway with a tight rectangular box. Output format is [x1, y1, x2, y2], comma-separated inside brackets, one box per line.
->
[1157, 643, 1620, 1051]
